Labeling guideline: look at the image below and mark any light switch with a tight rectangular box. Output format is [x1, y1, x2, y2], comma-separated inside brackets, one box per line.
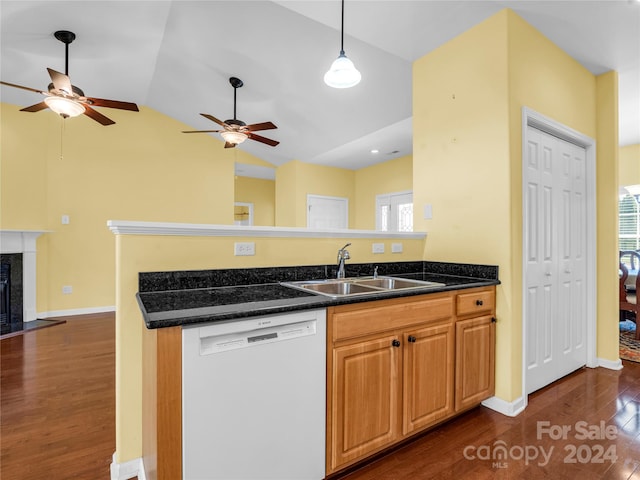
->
[61, 215, 70, 225]
[423, 205, 433, 220]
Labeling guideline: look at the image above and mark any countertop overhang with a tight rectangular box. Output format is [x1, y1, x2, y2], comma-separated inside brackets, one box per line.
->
[137, 270, 500, 329]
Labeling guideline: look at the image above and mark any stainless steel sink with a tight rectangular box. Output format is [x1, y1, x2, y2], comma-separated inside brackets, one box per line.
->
[354, 277, 439, 290]
[280, 276, 445, 298]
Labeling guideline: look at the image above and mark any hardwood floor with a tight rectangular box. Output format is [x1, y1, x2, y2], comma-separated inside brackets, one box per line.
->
[1, 313, 639, 479]
[1, 313, 115, 480]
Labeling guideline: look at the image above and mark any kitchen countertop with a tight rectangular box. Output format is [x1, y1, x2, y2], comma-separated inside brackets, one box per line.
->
[136, 264, 500, 329]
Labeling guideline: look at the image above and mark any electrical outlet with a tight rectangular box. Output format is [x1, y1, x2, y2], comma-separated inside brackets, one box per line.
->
[391, 243, 403, 253]
[234, 242, 256, 256]
[372, 243, 385, 254]
[62, 285, 73, 294]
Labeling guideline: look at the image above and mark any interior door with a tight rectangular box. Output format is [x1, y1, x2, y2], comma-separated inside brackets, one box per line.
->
[307, 194, 348, 229]
[524, 126, 587, 394]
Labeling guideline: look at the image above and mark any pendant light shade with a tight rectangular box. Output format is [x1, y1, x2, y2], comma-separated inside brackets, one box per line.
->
[324, 51, 361, 89]
[325, 0, 360, 89]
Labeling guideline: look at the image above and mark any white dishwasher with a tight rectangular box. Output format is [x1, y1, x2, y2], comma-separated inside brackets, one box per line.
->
[182, 308, 326, 480]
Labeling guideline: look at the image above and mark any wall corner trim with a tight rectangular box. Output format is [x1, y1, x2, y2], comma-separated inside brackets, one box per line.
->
[597, 357, 624, 371]
[110, 453, 142, 480]
[481, 395, 526, 417]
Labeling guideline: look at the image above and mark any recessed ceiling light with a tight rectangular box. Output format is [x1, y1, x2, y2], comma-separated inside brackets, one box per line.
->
[370, 149, 379, 154]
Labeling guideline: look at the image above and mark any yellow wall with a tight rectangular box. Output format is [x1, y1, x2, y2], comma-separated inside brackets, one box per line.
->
[0, 104, 271, 313]
[354, 155, 413, 230]
[234, 176, 275, 226]
[595, 71, 620, 361]
[115, 232, 426, 463]
[413, 9, 618, 404]
[275, 159, 355, 227]
[274, 160, 300, 227]
[619, 144, 640, 187]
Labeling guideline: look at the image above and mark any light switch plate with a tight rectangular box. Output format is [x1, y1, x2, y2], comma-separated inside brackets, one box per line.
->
[391, 243, 403, 253]
[372, 243, 385, 254]
[234, 242, 255, 256]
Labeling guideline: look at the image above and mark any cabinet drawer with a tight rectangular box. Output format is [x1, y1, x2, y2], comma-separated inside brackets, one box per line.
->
[332, 294, 454, 341]
[456, 289, 495, 316]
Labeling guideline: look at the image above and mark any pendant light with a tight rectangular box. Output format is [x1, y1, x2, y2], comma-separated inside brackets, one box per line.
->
[324, 0, 361, 89]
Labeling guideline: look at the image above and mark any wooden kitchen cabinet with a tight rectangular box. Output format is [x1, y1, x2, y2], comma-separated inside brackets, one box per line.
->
[331, 333, 402, 469]
[327, 293, 455, 473]
[326, 286, 496, 475]
[454, 287, 496, 411]
[402, 322, 455, 435]
[455, 314, 495, 411]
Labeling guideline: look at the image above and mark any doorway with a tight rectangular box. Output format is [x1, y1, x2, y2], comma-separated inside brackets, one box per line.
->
[522, 108, 597, 397]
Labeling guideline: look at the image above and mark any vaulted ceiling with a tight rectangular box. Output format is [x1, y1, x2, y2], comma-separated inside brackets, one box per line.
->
[1, 1, 638, 170]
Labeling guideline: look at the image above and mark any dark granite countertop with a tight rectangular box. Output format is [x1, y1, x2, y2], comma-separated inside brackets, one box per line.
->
[136, 261, 500, 329]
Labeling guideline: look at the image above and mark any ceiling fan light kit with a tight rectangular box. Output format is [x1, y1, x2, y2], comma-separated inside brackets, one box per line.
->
[43, 96, 85, 118]
[325, 0, 361, 89]
[220, 130, 248, 145]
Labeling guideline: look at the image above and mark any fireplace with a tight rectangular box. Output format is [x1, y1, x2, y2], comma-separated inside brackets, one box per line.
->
[0, 230, 47, 330]
[1, 253, 23, 334]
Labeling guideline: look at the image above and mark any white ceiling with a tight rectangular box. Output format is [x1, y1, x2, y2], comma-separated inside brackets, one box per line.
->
[1, 1, 638, 171]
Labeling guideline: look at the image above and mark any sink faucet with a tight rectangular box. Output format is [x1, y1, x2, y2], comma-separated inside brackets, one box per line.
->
[336, 243, 351, 279]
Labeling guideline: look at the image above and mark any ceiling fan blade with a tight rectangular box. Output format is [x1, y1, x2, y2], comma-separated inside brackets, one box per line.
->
[200, 113, 227, 127]
[247, 132, 279, 147]
[87, 97, 139, 112]
[182, 129, 223, 133]
[224, 142, 236, 149]
[245, 121, 277, 132]
[20, 101, 49, 113]
[47, 68, 73, 95]
[0, 81, 47, 95]
[83, 105, 115, 126]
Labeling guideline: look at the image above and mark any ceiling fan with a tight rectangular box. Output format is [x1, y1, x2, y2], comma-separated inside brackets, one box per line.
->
[183, 76, 279, 149]
[0, 30, 139, 126]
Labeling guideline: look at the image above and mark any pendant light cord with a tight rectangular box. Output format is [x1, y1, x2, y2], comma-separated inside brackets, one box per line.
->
[340, 0, 345, 55]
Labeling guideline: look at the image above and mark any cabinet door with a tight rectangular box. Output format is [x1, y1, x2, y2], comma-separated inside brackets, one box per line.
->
[330, 334, 401, 470]
[403, 323, 454, 435]
[455, 315, 496, 411]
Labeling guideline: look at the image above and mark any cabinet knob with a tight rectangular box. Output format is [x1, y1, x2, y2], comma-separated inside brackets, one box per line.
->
[491, 317, 497, 323]
[408, 335, 417, 343]
[476, 299, 484, 306]
[392, 339, 401, 348]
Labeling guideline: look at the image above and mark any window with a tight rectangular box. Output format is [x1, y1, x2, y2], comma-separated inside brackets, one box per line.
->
[619, 193, 640, 251]
[376, 191, 413, 232]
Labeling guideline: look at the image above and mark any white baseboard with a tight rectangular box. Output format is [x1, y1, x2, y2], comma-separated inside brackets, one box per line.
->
[37, 305, 115, 319]
[110, 453, 142, 480]
[481, 395, 526, 417]
[597, 357, 624, 370]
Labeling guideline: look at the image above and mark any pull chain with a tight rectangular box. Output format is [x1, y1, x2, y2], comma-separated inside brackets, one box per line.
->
[59, 117, 65, 160]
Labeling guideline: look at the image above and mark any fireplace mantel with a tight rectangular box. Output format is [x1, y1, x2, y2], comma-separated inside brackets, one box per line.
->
[0, 230, 48, 322]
